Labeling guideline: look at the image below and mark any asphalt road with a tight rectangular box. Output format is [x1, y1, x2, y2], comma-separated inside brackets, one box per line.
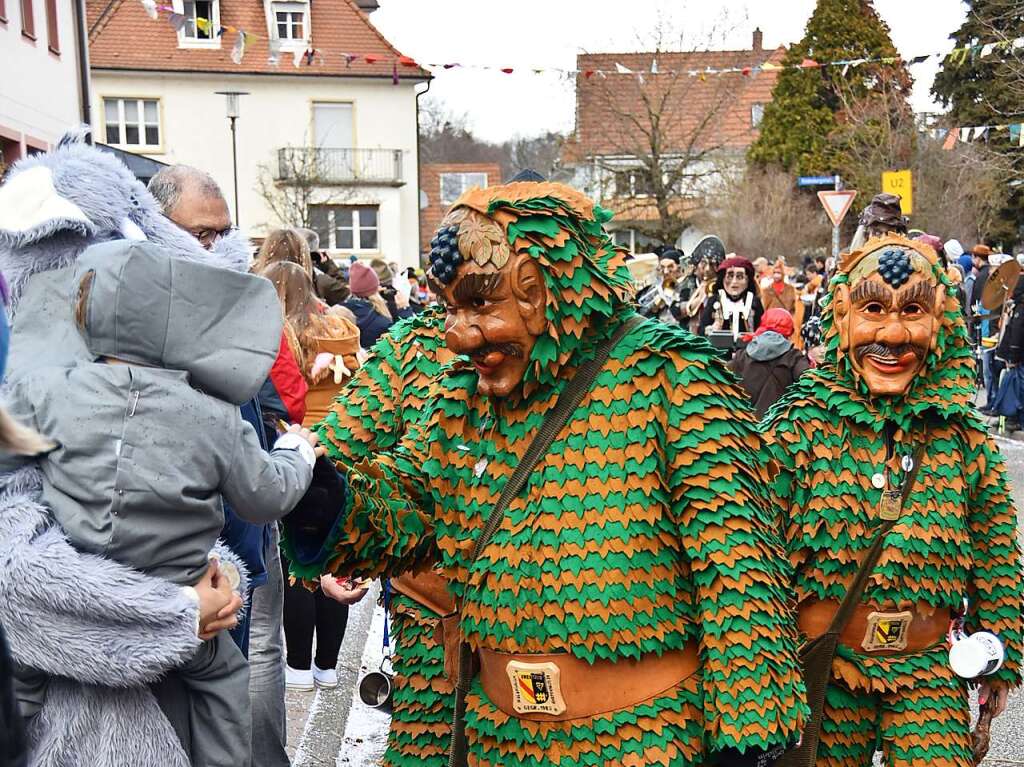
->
[284, 436, 1024, 767]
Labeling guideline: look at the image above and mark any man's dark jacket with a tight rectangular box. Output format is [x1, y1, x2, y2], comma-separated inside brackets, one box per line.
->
[729, 332, 810, 419]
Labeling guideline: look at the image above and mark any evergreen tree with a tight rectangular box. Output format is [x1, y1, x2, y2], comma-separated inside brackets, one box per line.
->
[933, 0, 1024, 246]
[748, 0, 912, 178]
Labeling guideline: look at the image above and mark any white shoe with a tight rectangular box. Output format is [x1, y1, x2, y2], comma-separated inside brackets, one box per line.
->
[286, 665, 314, 691]
[312, 664, 338, 689]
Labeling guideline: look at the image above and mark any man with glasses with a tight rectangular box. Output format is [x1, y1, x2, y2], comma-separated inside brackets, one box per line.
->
[149, 165, 297, 767]
[149, 165, 238, 250]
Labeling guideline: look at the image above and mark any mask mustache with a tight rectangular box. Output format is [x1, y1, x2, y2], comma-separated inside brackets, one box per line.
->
[471, 342, 523, 361]
[855, 342, 925, 364]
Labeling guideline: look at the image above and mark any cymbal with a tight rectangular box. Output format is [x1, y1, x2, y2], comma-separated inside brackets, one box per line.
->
[626, 252, 659, 290]
[981, 259, 1021, 311]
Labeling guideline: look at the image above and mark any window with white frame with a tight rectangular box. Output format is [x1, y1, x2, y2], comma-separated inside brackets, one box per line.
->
[103, 98, 161, 149]
[272, 2, 306, 41]
[751, 102, 765, 129]
[176, 0, 219, 46]
[612, 169, 654, 198]
[440, 172, 487, 205]
[309, 205, 379, 252]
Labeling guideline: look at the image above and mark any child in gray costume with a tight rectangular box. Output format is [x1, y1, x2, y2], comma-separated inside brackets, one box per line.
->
[2, 239, 320, 767]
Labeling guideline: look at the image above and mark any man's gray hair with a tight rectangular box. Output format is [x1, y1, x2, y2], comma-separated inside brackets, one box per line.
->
[148, 165, 225, 214]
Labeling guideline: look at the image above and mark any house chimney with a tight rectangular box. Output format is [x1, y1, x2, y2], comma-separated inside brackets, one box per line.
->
[752, 27, 763, 52]
[356, 0, 379, 13]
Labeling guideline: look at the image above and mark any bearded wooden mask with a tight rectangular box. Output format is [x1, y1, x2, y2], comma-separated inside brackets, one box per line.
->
[832, 238, 946, 397]
[428, 208, 547, 398]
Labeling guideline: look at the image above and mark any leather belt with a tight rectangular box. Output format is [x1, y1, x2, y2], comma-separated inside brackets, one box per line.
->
[477, 643, 699, 722]
[390, 570, 456, 618]
[798, 599, 951, 655]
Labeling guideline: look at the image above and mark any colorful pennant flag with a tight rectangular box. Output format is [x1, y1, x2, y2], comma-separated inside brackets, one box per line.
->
[137, 6, 1024, 87]
[166, 11, 186, 31]
[230, 30, 246, 64]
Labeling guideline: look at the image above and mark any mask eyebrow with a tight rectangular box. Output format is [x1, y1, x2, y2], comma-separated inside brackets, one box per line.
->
[895, 279, 936, 310]
[850, 279, 891, 306]
[453, 272, 503, 304]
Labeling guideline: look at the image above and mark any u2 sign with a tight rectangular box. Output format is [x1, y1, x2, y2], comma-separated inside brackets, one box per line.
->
[881, 170, 913, 215]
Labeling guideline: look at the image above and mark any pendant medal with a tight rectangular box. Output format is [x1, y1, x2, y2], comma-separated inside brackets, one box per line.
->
[871, 472, 886, 489]
[474, 458, 489, 478]
[900, 454, 914, 472]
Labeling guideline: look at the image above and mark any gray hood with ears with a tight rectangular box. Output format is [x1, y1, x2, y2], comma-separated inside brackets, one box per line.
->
[0, 132, 251, 311]
[74, 239, 281, 405]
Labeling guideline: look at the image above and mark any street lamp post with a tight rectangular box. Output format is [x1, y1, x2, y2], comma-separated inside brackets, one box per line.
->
[215, 91, 249, 226]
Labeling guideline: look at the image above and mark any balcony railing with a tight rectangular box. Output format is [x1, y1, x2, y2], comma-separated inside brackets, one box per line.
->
[277, 147, 404, 186]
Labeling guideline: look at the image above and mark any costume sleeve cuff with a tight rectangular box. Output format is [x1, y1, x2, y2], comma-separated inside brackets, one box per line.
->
[273, 432, 317, 468]
[181, 586, 201, 637]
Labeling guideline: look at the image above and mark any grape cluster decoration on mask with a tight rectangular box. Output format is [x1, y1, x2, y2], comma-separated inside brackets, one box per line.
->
[428, 224, 463, 285]
[877, 248, 913, 289]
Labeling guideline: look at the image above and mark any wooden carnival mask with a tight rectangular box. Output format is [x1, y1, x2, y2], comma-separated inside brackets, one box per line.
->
[832, 238, 946, 397]
[428, 208, 547, 398]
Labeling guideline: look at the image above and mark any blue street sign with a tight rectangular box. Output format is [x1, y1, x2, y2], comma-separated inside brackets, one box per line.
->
[797, 175, 838, 187]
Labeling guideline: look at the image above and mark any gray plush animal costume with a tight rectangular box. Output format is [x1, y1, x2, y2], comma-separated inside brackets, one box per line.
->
[0, 134, 254, 767]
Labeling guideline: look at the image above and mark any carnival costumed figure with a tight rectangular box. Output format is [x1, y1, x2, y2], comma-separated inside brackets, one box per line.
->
[762, 235, 1023, 767]
[699, 255, 765, 341]
[637, 248, 691, 326]
[761, 259, 804, 345]
[684, 251, 718, 335]
[285, 181, 806, 767]
[316, 306, 458, 767]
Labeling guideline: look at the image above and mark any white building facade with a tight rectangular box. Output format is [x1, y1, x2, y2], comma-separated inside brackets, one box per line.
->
[87, 0, 428, 266]
[1, 0, 85, 170]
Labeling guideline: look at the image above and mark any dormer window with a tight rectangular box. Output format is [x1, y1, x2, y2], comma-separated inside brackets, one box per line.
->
[174, 0, 220, 48]
[272, 2, 307, 41]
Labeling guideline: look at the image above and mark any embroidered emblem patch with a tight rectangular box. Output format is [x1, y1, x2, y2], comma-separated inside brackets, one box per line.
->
[505, 661, 566, 716]
[861, 610, 913, 652]
[877, 490, 903, 521]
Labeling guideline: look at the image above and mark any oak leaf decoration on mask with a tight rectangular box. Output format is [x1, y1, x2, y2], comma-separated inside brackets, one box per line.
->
[457, 213, 511, 269]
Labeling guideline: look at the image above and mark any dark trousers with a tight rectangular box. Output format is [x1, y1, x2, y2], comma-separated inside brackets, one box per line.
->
[281, 555, 348, 670]
[152, 632, 252, 767]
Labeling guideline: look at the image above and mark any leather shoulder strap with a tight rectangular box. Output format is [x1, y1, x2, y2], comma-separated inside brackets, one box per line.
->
[826, 438, 927, 635]
[467, 314, 643, 566]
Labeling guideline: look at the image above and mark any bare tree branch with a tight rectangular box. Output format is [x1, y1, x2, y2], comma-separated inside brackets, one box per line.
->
[579, 16, 754, 245]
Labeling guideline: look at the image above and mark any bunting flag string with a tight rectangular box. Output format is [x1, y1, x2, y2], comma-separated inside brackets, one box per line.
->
[143, 1, 1023, 85]
[929, 122, 1024, 149]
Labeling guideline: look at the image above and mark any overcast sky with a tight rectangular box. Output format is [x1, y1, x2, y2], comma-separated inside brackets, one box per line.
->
[371, 0, 968, 143]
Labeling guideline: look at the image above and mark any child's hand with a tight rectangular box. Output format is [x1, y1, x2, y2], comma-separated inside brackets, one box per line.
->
[287, 423, 326, 457]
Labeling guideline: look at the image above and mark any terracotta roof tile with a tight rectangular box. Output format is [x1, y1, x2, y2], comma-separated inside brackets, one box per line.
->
[572, 47, 785, 157]
[87, 0, 429, 79]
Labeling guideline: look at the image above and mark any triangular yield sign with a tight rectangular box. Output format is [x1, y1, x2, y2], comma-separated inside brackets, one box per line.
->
[817, 190, 858, 227]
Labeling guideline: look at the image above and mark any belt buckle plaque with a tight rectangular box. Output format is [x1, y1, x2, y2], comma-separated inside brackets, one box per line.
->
[505, 660, 567, 716]
[861, 610, 913, 652]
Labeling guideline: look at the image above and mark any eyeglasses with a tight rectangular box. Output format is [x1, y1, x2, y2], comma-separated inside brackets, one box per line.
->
[189, 225, 238, 248]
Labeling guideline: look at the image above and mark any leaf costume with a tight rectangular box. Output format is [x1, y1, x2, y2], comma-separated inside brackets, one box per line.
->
[288, 182, 806, 766]
[762, 236, 1023, 767]
[317, 306, 457, 767]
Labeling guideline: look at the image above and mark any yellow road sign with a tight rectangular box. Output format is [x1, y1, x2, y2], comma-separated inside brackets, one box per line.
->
[881, 170, 913, 215]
